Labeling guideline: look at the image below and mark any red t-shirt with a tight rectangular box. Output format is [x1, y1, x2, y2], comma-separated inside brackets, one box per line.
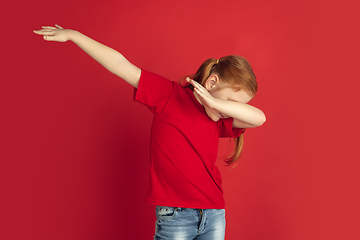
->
[134, 70, 243, 209]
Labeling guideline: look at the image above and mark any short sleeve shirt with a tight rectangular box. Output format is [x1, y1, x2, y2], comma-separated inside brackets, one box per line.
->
[134, 70, 243, 209]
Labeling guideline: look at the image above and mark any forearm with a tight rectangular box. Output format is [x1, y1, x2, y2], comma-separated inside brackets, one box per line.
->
[213, 99, 266, 127]
[68, 30, 140, 87]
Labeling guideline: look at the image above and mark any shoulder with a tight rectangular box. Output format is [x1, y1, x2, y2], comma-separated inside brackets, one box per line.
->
[137, 69, 175, 93]
[139, 69, 172, 84]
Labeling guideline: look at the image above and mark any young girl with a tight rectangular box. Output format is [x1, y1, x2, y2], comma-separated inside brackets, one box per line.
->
[34, 24, 266, 240]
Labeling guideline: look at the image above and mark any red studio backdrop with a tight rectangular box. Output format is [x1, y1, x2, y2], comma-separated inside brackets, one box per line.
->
[1, 0, 360, 239]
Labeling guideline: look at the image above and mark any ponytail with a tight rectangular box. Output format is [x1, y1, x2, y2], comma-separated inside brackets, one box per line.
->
[225, 134, 244, 167]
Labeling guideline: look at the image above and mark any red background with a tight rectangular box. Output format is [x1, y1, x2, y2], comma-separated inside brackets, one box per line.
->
[1, 0, 359, 239]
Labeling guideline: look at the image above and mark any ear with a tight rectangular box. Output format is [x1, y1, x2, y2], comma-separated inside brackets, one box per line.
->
[205, 75, 220, 91]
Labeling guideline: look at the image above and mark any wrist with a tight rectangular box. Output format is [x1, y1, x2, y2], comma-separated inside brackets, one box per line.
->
[210, 97, 221, 110]
[66, 29, 79, 42]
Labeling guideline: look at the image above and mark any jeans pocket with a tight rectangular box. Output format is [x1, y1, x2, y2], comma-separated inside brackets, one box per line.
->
[156, 206, 176, 217]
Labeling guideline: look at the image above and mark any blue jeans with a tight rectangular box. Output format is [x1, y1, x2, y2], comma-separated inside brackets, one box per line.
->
[154, 206, 225, 240]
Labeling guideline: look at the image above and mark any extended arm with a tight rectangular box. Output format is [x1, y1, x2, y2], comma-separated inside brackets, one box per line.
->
[33, 25, 141, 88]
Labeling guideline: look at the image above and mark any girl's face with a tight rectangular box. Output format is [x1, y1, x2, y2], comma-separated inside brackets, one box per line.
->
[204, 76, 253, 121]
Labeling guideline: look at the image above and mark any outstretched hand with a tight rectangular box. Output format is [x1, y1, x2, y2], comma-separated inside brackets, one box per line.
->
[186, 77, 217, 109]
[33, 24, 70, 42]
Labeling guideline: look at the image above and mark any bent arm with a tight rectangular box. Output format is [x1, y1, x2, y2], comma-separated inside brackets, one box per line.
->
[187, 77, 266, 128]
[34, 25, 141, 88]
[213, 99, 266, 128]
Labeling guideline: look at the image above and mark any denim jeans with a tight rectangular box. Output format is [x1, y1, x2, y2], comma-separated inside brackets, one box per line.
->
[154, 206, 225, 240]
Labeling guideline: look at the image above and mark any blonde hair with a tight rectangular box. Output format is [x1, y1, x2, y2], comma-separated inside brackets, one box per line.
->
[183, 55, 257, 166]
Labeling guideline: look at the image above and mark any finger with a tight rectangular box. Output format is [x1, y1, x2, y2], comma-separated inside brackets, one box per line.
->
[55, 24, 64, 29]
[33, 30, 55, 36]
[34, 28, 54, 32]
[42, 26, 57, 29]
[194, 87, 201, 94]
[194, 86, 206, 96]
[195, 88, 207, 97]
[187, 78, 199, 87]
[43, 35, 57, 41]
[190, 78, 200, 86]
[190, 80, 204, 89]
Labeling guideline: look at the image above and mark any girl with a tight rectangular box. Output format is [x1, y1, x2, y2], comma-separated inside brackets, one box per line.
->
[34, 24, 266, 240]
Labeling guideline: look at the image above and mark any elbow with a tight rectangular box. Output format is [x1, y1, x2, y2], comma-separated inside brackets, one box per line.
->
[255, 111, 266, 127]
[260, 114, 266, 126]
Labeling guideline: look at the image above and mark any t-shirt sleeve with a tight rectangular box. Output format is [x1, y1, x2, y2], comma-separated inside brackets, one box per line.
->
[133, 70, 174, 115]
[217, 118, 244, 138]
